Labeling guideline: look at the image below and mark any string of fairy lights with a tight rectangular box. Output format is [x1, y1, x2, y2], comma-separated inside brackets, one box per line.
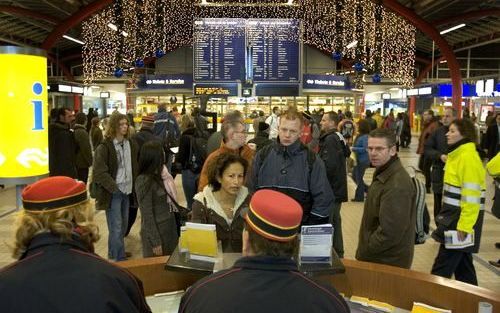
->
[82, 0, 416, 87]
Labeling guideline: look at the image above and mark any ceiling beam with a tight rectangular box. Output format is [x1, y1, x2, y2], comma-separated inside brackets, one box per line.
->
[41, 0, 113, 51]
[0, 5, 60, 24]
[433, 9, 500, 27]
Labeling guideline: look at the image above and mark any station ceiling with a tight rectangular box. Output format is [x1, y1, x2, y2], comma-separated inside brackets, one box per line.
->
[0, 0, 498, 82]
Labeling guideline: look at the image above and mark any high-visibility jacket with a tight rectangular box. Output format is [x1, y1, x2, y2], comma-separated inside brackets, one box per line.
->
[486, 153, 500, 177]
[433, 142, 485, 253]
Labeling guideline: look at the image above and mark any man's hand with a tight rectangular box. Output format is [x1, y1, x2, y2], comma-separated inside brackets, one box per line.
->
[457, 230, 468, 242]
[440, 154, 448, 163]
[152, 245, 163, 256]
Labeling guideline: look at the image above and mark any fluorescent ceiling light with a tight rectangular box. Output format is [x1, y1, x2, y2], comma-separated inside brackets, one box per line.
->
[440, 23, 466, 35]
[346, 40, 358, 49]
[63, 35, 84, 45]
[440, 60, 447, 63]
[107, 23, 118, 31]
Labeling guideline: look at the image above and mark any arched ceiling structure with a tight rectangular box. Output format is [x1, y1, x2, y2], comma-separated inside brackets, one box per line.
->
[1, 0, 499, 108]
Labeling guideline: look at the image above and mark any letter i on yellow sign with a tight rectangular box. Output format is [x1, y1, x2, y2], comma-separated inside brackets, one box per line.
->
[0, 47, 48, 180]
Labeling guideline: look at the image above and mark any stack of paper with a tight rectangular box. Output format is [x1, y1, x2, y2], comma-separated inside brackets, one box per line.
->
[185, 222, 218, 262]
[444, 230, 474, 249]
[349, 296, 395, 312]
[411, 302, 452, 313]
[299, 224, 333, 264]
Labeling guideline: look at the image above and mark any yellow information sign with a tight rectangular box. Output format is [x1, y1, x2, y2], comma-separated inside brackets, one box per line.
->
[0, 47, 48, 179]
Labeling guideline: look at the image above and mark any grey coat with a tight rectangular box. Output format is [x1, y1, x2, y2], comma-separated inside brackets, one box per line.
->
[356, 158, 416, 269]
[135, 175, 178, 257]
[92, 138, 138, 210]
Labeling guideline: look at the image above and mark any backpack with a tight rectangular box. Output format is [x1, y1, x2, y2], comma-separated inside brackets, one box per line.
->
[187, 134, 208, 173]
[412, 170, 430, 244]
[341, 120, 354, 138]
[335, 132, 351, 158]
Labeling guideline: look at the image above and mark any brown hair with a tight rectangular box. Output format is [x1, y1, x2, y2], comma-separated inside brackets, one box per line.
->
[279, 107, 303, 127]
[450, 119, 477, 143]
[12, 201, 99, 259]
[357, 119, 371, 135]
[208, 153, 248, 192]
[245, 222, 297, 257]
[104, 113, 129, 139]
[369, 128, 397, 147]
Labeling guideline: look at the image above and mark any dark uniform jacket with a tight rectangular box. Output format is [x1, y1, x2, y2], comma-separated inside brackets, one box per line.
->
[92, 138, 139, 210]
[319, 129, 348, 203]
[424, 125, 449, 193]
[179, 256, 350, 313]
[249, 140, 334, 225]
[0, 233, 151, 313]
[484, 123, 499, 160]
[248, 131, 273, 152]
[356, 157, 416, 269]
[48, 121, 77, 178]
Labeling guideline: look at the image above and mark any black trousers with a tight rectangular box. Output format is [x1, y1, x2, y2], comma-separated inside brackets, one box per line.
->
[77, 168, 89, 184]
[431, 244, 478, 285]
[125, 192, 138, 237]
[433, 193, 443, 225]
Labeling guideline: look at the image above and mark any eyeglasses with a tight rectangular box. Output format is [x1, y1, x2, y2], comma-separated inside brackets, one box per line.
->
[366, 146, 393, 153]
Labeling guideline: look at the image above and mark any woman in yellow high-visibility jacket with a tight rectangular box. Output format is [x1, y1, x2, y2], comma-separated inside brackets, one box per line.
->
[431, 118, 485, 285]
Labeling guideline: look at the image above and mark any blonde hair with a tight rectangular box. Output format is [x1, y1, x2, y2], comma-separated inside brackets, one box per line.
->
[12, 201, 99, 259]
[104, 113, 129, 139]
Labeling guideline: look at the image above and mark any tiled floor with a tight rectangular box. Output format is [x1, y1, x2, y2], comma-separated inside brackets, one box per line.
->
[0, 137, 499, 293]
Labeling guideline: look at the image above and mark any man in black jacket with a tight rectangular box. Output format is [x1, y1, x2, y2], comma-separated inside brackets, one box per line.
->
[179, 189, 349, 313]
[424, 108, 456, 222]
[319, 111, 348, 258]
[0, 176, 151, 313]
[48, 107, 77, 178]
[484, 112, 500, 160]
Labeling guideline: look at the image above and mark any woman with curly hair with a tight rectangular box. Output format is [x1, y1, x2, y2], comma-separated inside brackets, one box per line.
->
[0, 176, 150, 313]
[191, 153, 249, 252]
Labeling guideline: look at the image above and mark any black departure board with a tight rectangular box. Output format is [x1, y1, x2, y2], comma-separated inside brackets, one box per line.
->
[193, 19, 300, 83]
[247, 19, 300, 82]
[193, 19, 246, 81]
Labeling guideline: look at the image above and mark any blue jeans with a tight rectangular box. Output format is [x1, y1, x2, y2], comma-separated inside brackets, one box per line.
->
[353, 162, 369, 201]
[182, 169, 199, 210]
[106, 191, 129, 261]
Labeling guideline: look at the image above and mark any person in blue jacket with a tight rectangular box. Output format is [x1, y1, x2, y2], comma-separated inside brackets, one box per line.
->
[351, 119, 370, 202]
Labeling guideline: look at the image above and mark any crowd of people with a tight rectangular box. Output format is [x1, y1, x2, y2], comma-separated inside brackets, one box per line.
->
[0, 103, 497, 312]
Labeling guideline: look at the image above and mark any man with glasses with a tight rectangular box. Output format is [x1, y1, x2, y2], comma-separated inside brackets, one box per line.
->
[197, 119, 255, 191]
[249, 108, 333, 225]
[356, 128, 416, 269]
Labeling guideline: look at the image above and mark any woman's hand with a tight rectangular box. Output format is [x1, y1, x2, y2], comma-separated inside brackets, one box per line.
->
[152, 245, 163, 256]
[457, 230, 468, 242]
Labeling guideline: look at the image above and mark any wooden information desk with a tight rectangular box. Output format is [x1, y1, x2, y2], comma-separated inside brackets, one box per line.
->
[118, 256, 500, 313]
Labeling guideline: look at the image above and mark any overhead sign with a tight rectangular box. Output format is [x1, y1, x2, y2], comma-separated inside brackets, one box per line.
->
[193, 83, 239, 96]
[138, 74, 193, 89]
[302, 74, 350, 90]
[49, 83, 84, 94]
[476, 79, 497, 97]
[255, 83, 300, 96]
[0, 47, 49, 180]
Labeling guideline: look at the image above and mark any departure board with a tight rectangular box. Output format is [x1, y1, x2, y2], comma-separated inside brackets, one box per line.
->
[247, 19, 300, 82]
[193, 19, 300, 83]
[193, 19, 246, 81]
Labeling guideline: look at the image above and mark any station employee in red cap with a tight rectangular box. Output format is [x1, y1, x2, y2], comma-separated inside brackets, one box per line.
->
[0, 176, 151, 313]
[179, 189, 349, 313]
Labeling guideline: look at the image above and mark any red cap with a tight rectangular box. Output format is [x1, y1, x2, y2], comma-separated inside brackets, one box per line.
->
[22, 176, 88, 212]
[245, 189, 302, 242]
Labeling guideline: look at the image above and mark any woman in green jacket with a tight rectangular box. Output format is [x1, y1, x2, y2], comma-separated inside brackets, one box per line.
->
[431, 119, 485, 285]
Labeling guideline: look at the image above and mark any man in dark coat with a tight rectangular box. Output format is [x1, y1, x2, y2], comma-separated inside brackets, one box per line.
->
[179, 189, 349, 313]
[248, 122, 273, 152]
[48, 107, 77, 178]
[0, 176, 151, 313]
[356, 128, 416, 269]
[424, 108, 456, 222]
[318, 111, 348, 258]
[484, 112, 500, 160]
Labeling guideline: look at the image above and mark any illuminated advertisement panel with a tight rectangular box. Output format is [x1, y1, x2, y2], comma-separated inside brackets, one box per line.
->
[0, 47, 48, 181]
